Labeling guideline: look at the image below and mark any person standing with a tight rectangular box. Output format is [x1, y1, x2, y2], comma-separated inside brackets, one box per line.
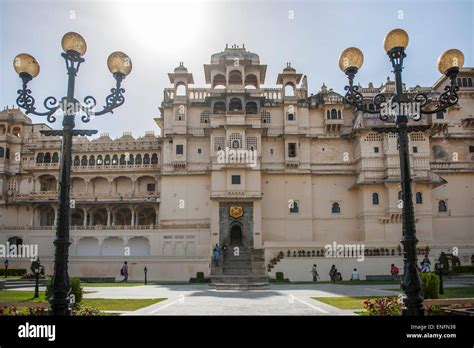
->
[213, 244, 220, 267]
[120, 261, 129, 282]
[421, 254, 431, 273]
[311, 264, 320, 282]
[329, 265, 337, 283]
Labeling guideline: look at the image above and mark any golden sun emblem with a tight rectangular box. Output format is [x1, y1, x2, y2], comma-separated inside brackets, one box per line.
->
[229, 206, 244, 218]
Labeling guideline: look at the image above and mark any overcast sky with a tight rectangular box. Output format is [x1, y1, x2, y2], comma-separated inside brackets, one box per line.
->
[1, 0, 473, 138]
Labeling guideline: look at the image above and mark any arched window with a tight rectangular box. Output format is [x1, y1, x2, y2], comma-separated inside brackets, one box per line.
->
[372, 193, 379, 205]
[143, 153, 150, 165]
[284, 82, 295, 97]
[331, 202, 341, 214]
[244, 74, 258, 89]
[228, 133, 242, 149]
[229, 98, 242, 111]
[337, 110, 341, 119]
[151, 153, 158, 164]
[52, 152, 59, 163]
[326, 110, 330, 119]
[468, 78, 473, 87]
[228, 70, 243, 85]
[245, 101, 258, 114]
[104, 155, 111, 165]
[81, 155, 88, 166]
[129, 154, 134, 165]
[112, 155, 118, 165]
[415, 192, 423, 204]
[73, 155, 80, 166]
[5, 148, 9, 159]
[0, 147, 4, 158]
[457, 78, 462, 86]
[44, 152, 51, 163]
[289, 201, 299, 213]
[213, 101, 226, 114]
[89, 155, 95, 166]
[97, 155, 103, 165]
[212, 74, 226, 89]
[438, 200, 447, 212]
[135, 154, 142, 165]
[176, 82, 186, 96]
[287, 112, 295, 121]
[120, 154, 126, 165]
[331, 109, 338, 120]
[462, 78, 467, 87]
[12, 127, 21, 137]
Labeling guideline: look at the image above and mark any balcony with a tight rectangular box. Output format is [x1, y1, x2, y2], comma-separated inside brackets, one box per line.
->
[324, 118, 344, 136]
[8, 191, 161, 203]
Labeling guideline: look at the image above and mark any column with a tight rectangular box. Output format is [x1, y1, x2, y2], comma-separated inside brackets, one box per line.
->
[155, 206, 159, 225]
[131, 207, 135, 227]
[53, 206, 58, 226]
[31, 206, 35, 226]
[106, 208, 111, 226]
[83, 208, 88, 226]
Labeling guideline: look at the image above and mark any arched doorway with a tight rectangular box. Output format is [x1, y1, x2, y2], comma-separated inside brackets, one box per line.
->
[230, 224, 243, 246]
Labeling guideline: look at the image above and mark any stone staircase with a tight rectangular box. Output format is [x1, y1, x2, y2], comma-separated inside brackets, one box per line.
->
[210, 246, 269, 290]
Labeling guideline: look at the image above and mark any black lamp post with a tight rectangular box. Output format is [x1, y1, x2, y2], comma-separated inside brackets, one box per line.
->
[144, 266, 148, 285]
[31, 258, 44, 299]
[436, 258, 445, 295]
[13, 32, 132, 315]
[339, 28, 464, 316]
[4, 259, 8, 278]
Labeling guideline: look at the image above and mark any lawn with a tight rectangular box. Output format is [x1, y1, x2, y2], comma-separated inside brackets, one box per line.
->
[382, 286, 474, 299]
[312, 296, 388, 310]
[285, 280, 401, 286]
[0, 290, 166, 311]
[82, 281, 190, 287]
[312, 287, 474, 312]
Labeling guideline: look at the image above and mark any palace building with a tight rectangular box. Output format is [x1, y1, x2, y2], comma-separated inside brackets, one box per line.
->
[1, 46, 473, 282]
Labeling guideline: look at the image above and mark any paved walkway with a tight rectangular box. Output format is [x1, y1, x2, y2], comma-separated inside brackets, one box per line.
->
[8, 282, 468, 315]
[83, 283, 404, 315]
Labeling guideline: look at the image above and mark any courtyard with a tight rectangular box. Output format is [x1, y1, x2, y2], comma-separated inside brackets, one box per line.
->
[2, 281, 472, 316]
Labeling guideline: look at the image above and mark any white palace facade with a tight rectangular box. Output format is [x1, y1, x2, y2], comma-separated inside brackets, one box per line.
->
[1, 46, 473, 281]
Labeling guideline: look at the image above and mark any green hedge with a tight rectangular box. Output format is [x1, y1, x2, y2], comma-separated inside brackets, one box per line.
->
[420, 272, 439, 299]
[45, 277, 83, 306]
[452, 265, 474, 274]
[0, 268, 27, 276]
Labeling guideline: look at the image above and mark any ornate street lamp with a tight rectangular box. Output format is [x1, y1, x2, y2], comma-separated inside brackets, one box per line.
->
[144, 266, 148, 285]
[13, 32, 132, 315]
[339, 29, 464, 316]
[31, 258, 44, 299]
[4, 259, 8, 278]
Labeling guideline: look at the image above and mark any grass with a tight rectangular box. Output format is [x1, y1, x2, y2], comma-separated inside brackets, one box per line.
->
[312, 296, 388, 310]
[313, 287, 474, 313]
[382, 286, 474, 299]
[282, 280, 401, 285]
[82, 281, 191, 287]
[0, 290, 166, 311]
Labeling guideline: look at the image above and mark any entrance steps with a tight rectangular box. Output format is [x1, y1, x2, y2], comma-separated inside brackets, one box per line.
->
[210, 246, 269, 290]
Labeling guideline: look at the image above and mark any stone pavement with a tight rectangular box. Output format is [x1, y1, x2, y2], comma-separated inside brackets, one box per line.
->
[83, 283, 403, 316]
[7, 282, 468, 316]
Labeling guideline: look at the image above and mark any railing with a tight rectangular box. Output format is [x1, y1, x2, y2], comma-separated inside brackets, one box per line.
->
[31, 163, 160, 171]
[431, 161, 474, 170]
[10, 191, 160, 200]
[0, 225, 158, 231]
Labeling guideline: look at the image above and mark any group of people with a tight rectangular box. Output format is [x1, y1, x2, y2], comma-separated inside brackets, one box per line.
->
[311, 264, 360, 283]
[212, 243, 228, 267]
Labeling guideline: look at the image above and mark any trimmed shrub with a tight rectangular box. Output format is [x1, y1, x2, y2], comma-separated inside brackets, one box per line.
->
[0, 306, 48, 316]
[45, 277, 83, 306]
[420, 272, 440, 299]
[0, 268, 27, 276]
[452, 265, 474, 274]
[196, 272, 205, 280]
[275, 272, 284, 280]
